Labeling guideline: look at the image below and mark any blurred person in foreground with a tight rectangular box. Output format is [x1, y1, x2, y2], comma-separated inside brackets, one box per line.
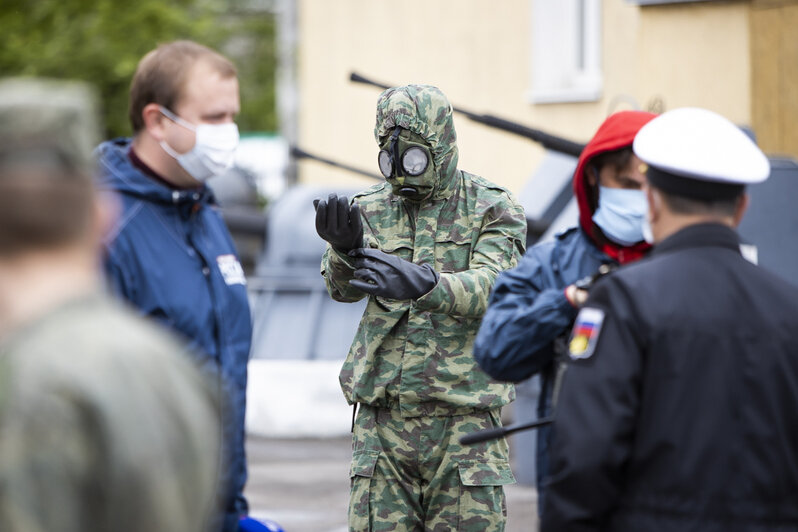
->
[473, 111, 656, 508]
[315, 84, 527, 531]
[542, 107, 798, 531]
[0, 77, 220, 532]
[95, 41, 256, 531]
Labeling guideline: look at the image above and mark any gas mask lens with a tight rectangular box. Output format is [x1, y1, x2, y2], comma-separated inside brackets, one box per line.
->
[378, 150, 393, 178]
[401, 146, 428, 176]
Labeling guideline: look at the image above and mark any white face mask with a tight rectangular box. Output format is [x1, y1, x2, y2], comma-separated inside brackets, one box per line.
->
[641, 189, 658, 244]
[592, 186, 648, 246]
[158, 106, 239, 182]
[641, 212, 655, 244]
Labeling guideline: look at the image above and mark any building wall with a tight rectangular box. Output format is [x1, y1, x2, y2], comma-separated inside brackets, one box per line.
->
[296, 0, 537, 194]
[751, 0, 798, 158]
[296, 0, 765, 196]
[636, 1, 751, 124]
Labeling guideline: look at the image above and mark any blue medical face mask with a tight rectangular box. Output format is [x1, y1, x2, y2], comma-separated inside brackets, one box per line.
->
[592, 186, 648, 246]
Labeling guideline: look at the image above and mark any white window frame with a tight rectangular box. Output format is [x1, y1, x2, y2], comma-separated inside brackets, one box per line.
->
[529, 0, 603, 104]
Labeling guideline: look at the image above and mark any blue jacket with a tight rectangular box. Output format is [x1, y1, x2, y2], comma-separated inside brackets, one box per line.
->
[97, 138, 251, 531]
[473, 227, 613, 497]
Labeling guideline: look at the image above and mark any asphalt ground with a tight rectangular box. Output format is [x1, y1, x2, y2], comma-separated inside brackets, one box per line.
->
[245, 435, 539, 532]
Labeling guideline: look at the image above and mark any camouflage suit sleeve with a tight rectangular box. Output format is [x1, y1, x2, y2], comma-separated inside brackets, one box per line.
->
[320, 244, 366, 302]
[415, 193, 526, 317]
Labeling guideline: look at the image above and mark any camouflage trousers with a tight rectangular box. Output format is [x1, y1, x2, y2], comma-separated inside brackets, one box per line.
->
[348, 404, 515, 532]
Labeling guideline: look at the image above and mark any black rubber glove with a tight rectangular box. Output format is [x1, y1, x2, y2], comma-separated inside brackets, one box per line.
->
[313, 194, 363, 253]
[348, 248, 439, 300]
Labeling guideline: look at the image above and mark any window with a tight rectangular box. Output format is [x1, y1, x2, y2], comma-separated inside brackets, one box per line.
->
[530, 0, 602, 104]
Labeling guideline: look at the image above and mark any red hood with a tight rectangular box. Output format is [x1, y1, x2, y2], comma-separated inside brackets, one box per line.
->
[573, 110, 658, 263]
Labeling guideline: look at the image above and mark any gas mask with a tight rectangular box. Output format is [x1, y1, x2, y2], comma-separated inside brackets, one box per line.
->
[377, 127, 436, 202]
[158, 106, 239, 182]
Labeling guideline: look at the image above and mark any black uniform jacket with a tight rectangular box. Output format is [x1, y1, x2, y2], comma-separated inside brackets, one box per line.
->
[541, 223, 798, 532]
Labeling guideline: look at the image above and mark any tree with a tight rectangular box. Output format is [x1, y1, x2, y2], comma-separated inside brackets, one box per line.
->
[0, 0, 277, 137]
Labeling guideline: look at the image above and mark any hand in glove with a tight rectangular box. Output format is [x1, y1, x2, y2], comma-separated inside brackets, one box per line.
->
[348, 248, 439, 300]
[313, 194, 363, 252]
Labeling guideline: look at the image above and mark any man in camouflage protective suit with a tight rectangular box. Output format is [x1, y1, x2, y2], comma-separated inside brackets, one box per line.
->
[315, 85, 527, 531]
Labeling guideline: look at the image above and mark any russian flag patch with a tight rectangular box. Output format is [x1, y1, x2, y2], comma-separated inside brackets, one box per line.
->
[568, 307, 605, 360]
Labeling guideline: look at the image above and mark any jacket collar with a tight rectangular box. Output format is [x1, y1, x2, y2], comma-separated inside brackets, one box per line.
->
[651, 222, 741, 258]
[96, 138, 216, 207]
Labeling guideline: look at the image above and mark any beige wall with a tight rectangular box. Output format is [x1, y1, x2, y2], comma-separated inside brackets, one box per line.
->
[296, 0, 757, 196]
[751, 0, 798, 158]
[297, 0, 537, 195]
[636, 1, 751, 125]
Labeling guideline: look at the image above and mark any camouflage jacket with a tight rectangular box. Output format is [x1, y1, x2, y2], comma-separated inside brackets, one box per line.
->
[0, 293, 220, 532]
[322, 85, 527, 418]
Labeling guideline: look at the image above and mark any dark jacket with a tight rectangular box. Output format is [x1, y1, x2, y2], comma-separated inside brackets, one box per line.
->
[542, 223, 798, 532]
[97, 138, 251, 531]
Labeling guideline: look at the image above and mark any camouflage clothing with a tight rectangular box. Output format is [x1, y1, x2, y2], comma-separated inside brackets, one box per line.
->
[324, 85, 526, 415]
[0, 293, 220, 532]
[350, 405, 514, 531]
[321, 85, 526, 530]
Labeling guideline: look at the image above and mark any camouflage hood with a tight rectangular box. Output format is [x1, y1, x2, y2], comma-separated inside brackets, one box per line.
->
[374, 85, 459, 201]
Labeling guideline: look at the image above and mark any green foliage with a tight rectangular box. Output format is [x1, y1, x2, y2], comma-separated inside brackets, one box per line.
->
[0, 0, 277, 137]
[222, 13, 278, 134]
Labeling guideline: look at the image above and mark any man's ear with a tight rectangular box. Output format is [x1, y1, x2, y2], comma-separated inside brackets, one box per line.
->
[644, 183, 662, 223]
[644, 184, 654, 217]
[141, 103, 168, 142]
[732, 193, 749, 228]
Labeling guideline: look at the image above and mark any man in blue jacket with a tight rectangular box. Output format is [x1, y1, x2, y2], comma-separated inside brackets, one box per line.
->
[97, 41, 252, 532]
[473, 111, 656, 511]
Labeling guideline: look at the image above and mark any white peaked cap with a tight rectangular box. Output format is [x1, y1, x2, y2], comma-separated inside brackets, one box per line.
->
[634, 107, 770, 185]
